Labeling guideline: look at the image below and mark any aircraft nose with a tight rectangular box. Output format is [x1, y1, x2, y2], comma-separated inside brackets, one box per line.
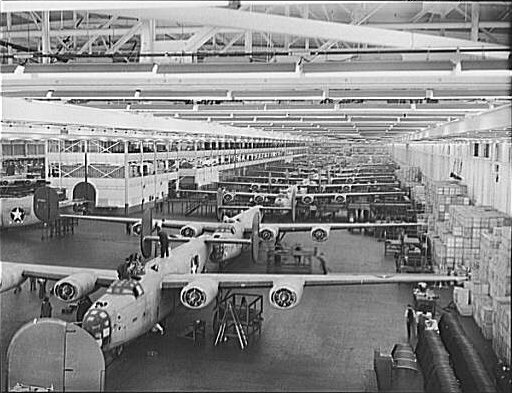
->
[82, 308, 112, 347]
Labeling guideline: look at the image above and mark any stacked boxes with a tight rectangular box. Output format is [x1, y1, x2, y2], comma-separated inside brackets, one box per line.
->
[492, 297, 511, 366]
[395, 165, 422, 183]
[473, 293, 494, 340]
[448, 205, 511, 276]
[488, 226, 511, 298]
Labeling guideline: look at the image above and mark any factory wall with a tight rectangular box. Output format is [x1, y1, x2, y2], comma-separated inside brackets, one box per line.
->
[390, 141, 512, 216]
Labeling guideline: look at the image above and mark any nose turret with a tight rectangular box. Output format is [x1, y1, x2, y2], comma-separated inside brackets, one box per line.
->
[82, 308, 112, 348]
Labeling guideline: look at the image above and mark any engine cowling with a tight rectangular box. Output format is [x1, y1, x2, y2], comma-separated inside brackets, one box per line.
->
[259, 226, 278, 243]
[180, 223, 204, 238]
[180, 278, 218, 309]
[250, 183, 260, 192]
[310, 225, 330, 242]
[0, 264, 26, 294]
[301, 194, 314, 205]
[54, 272, 97, 302]
[333, 194, 346, 204]
[253, 194, 266, 204]
[130, 222, 142, 236]
[342, 185, 351, 192]
[269, 278, 304, 310]
[222, 192, 235, 204]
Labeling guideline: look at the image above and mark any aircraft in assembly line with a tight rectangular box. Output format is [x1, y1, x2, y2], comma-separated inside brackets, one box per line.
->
[217, 179, 401, 193]
[0, 204, 467, 356]
[0, 182, 91, 229]
[176, 184, 407, 221]
[232, 173, 397, 185]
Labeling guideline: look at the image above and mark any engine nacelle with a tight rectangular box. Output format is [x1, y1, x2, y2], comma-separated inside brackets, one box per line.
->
[222, 192, 235, 204]
[259, 226, 279, 243]
[310, 225, 330, 242]
[180, 278, 218, 309]
[333, 194, 346, 204]
[0, 264, 26, 294]
[253, 194, 266, 204]
[250, 183, 260, 192]
[54, 272, 97, 302]
[180, 223, 204, 238]
[301, 194, 314, 205]
[269, 278, 304, 310]
[342, 185, 351, 193]
[130, 222, 142, 236]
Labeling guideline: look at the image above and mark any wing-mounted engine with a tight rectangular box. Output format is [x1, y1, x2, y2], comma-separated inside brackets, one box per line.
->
[310, 225, 330, 242]
[180, 223, 204, 238]
[54, 272, 97, 302]
[259, 226, 278, 243]
[250, 183, 260, 192]
[269, 278, 304, 310]
[130, 222, 142, 236]
[333, 194, 346, 204]
[180, 278, 218, 309]
[342, 185, 352, 193]
[222, 192, 235, 204]
[301, 194, 314, 205]
[347, 177, 355, 184]
[0, 264, 27, 294]
[253, 194, 266, 204]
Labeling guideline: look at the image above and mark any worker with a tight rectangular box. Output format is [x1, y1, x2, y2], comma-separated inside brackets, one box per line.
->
[40, 296, 53, 318]
[38, 278, 47, 300]
[76, 296, 93, 323]
[117, 259, 130, 280]
[155, 225, 170, 258]
[405, 304, 415, 341]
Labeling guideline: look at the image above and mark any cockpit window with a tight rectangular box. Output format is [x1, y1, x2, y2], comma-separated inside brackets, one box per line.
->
[107, 279, 144, 297]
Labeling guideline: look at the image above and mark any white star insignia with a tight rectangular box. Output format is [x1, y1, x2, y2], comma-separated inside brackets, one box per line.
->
[10, 207, 26, 223]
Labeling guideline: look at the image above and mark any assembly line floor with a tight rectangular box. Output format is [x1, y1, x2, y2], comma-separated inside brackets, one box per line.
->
[0, 215, 497, 392]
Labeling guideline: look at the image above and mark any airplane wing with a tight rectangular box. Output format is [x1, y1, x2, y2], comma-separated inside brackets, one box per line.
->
[219, 205, 289, 211]
[161, 272, 467, 289]
[305, 191, 405, 199]
[0, 261, 118, 288]
[60, 214, 221, 232]
[178, 189, 217, 195]
[60, 214, 139, 225]
[263, 221, 425, 233]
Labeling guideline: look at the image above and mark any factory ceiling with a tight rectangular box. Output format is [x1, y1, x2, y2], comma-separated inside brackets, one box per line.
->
[1, 1, 510, 142]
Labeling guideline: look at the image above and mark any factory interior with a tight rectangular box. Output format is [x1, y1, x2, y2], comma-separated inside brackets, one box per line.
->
[0, 1, 511, 392]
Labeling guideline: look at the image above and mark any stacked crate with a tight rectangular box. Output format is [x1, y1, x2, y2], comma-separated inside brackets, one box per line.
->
[492, 297, 511, 366]
[395, 165, 421, 184]
[488, 226, 511, 298]
[448, 205, 511, 277]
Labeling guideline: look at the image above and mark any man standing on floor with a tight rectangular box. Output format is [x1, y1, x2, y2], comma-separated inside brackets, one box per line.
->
[155, 225, 170, 258]
[405, 304, 415, 341]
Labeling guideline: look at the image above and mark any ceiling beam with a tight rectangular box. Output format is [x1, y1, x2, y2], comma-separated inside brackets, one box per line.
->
[401, 104, 511, 141]
[105, 20, 142, 54]
[3, 4, 504, 51]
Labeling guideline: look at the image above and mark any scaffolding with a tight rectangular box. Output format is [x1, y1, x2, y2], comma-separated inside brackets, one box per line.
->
[213, 293, 263, 350]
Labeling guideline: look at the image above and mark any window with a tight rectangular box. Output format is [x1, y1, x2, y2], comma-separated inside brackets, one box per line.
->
[484, 143, 490, 158]
[495, 143, 501, 161]
[473, 143, 479, 157]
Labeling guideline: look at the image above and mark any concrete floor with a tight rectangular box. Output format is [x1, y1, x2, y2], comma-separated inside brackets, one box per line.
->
[0, 216, 458, 391]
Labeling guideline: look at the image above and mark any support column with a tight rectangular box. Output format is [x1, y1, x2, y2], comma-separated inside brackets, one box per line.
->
[140, 19, 155, 63]
[41, 11, 50, 64]
[244, 30, 252, 53]
[6, 13, 13, 64]
[471, 3, 480, 42]
[124, 141, 129, 215]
